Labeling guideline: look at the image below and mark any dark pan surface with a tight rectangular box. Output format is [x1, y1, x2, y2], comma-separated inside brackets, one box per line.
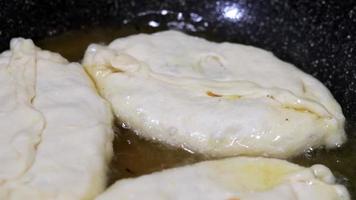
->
[1, 0, 356, 198]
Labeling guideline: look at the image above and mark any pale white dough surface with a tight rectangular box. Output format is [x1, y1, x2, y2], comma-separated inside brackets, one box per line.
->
[96, 157, 350, 200]
[0, 39, 113, 200]
[0, 39, 44, 183]
[83, 30, 346, 158]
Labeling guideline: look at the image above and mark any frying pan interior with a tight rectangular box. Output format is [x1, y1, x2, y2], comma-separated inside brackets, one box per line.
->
[1, 0, 355, 197]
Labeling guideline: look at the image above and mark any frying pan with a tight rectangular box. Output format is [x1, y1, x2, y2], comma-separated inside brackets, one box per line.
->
[1, 0, 355, 198]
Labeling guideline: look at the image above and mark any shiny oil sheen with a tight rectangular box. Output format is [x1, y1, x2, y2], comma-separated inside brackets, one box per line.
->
[37, 26, 356, 196]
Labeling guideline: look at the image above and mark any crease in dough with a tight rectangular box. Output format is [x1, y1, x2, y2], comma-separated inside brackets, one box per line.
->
[0, 39, 45, 183]
[0, 38, 114, 200]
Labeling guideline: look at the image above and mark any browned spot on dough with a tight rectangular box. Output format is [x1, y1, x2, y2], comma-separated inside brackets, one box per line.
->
[225, 94, 242, 100]
[283, 106, 323, 119]
[107, 64, 125, 73]
[207, 91, 223, 97]
[266, 94, 275, 100]
[284, 106, 312, 113]
[227, 197, 240, 200]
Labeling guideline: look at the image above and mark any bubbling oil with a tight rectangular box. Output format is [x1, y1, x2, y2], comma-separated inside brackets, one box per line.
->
[38, 26, 356, 197]
[107, 120, 205, 185]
